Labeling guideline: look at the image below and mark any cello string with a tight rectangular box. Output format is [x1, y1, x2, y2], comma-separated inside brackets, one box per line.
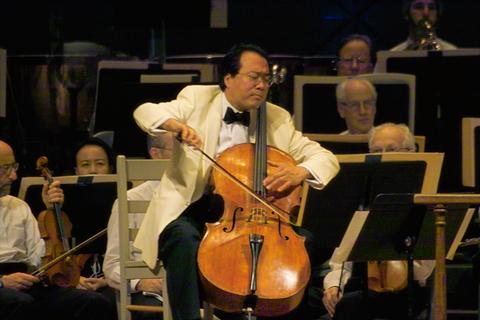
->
[179, 141, 293, 224]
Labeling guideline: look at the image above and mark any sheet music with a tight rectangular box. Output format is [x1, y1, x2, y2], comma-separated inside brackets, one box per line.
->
[335, 210, 369, 263]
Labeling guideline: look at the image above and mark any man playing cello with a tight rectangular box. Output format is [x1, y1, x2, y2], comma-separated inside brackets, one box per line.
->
[133, 43, 339, 320]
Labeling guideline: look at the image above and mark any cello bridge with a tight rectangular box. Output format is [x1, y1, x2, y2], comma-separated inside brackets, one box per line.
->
[248, 208, 267, 224]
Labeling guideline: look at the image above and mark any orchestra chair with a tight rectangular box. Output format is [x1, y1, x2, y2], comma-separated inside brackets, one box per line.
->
[116, 155, 215, 320]
[304, 133, 426, 154]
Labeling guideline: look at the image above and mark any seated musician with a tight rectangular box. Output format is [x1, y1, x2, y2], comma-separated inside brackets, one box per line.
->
[0, 139, 116, 320]
[336, 34, 374, 76]
[41, 138, 115, 300]
[321, 124, 435, 319]
[368, 122, 416, 153]
[336, 78, 377, 135]
[103, 132, 174, 320]
[391, 0, 457, 51]
[131, 43, 340, 320]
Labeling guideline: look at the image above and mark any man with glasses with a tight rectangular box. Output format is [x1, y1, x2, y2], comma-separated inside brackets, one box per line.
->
[321, 127, 435, 319]
[336, 78, 377, 135]
[391, 0, 457, 51]
[368, 123, 416, 153]
[336, 34, 374, 76]
[132, 43, 340, 320]
[0, 140, 116, 320]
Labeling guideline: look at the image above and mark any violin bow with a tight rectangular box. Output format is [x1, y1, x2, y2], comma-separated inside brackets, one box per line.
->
[32, 228, 107, 277]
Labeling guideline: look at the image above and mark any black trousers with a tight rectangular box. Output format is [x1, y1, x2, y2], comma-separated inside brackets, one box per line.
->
[130, 291, 163, 320]
[158, 196, 329, 320]
[0, 283, 117, 320]
[332, 285, 429, 320]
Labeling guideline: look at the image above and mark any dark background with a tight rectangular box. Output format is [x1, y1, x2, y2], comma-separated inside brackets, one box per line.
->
[0, 0, 479, 188]
[1, 1, 478, 57]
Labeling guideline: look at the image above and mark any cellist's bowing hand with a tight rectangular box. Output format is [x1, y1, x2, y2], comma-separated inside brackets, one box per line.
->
[1, 272, 40, 291]
[322, 286, 342, 318]
[77, 276, 108, 291]
[41, 180, 64, 209]
[263, 161, 310, 197]
[162, 118, 203, 149]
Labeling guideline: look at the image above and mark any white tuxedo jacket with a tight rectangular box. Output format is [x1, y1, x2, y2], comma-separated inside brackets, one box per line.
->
[133, 85, 339, 268]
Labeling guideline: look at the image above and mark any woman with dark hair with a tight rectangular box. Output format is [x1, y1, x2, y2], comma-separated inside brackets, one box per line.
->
[40, 136, 117, 316]
[73, 137, 115, 175]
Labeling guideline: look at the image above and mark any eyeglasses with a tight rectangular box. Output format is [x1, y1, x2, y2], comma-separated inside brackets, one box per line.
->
[237, 72, 273, 86]
[339, 99, 376, 112]
[338, 56, 371, 66]
[370, 146, 414, 153]
[411, 2, 437, 11]
[0, 162, 19, 175]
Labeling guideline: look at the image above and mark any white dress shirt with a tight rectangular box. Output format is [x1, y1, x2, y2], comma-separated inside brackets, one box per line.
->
[0, 195, 45, 268]
[103, 181, 160, 290]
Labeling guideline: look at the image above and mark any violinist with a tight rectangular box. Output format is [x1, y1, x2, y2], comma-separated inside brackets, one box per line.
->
[321, 123, 435, 320]
[0, 140, 116, 320]
[41, 138, 115, 300]
[132, 43, 340, 320]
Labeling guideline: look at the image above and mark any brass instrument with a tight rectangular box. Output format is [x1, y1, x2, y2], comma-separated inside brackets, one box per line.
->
[408, 18, 441, 51]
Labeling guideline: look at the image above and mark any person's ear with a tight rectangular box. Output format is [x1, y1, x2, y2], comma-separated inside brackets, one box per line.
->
[224, 74, 233, 88]
[149, 147, 160, 160]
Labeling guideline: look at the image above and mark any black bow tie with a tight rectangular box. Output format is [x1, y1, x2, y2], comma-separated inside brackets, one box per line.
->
[223, 107, 250, 126]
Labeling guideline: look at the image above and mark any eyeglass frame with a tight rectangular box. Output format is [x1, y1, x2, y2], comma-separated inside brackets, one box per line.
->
[236, 72, 273, 86]
[338, 99, 377, 112]
[411, 1, 437, 11]
[0, 162, 19, 175]
[337, 56, 371, 66]
[370, 146, 415, 153]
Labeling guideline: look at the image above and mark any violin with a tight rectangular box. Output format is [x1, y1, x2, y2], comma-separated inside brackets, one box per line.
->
[197, 68, 310, 317]
[36, 156, 81, 287]
[367, 260, 408, 293]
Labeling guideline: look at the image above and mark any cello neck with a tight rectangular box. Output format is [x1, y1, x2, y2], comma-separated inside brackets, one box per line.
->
[254, 102, 268, 198]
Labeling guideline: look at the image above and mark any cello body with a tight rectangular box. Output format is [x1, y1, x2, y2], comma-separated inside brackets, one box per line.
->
[197, 143, 310, 316]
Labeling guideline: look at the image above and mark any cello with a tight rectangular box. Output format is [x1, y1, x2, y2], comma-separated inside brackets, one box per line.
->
[197, 67, 310, 317]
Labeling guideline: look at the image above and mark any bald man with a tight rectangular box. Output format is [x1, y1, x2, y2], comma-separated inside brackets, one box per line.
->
[368, 123, 416, 153]
[336, 78, 377, 135]
[0, 140, 116, 320]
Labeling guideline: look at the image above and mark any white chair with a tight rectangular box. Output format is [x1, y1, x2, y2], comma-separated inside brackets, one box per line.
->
[117, 155, 215, 320]
[117, 156, 170, 320]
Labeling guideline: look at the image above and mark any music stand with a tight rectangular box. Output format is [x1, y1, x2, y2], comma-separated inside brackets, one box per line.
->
[336, 193, 475, 320]
[375, 49, 480, 192]
[304, 133, 426, 154]
[91, 60, 203, 157]
[19, 174, 118, 254]
[461, 117, 480, 190]
[0, 48, 5, 117]
[297, 152, 444, 243]
[293, 73, 415, 134]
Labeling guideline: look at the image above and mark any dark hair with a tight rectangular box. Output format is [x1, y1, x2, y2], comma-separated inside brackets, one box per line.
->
[218, 43, 269, 91]
[73, 137, 115, 171]
[337, 33, 375, 64]
[402, 0, 443, 19]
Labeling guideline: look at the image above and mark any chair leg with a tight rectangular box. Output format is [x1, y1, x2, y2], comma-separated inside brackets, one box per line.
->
[162, 269, 173, 320]
[202, 301, 214, 320]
